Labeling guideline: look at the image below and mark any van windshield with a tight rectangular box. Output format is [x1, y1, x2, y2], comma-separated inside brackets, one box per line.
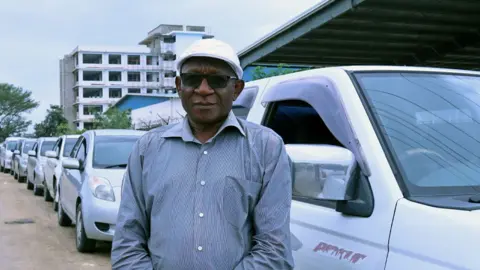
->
[6, 141, 17, 150]
[355, 71, 480, 195]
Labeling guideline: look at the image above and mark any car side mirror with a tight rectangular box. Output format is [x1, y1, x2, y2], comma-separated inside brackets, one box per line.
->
[286, 144, 357, 201]
[28, 150, 36, 157]
[13, 150, 20, 155]
[62, 158, 80, 170]
[10, 149, 14, 153]
[45, 150, 58, 159]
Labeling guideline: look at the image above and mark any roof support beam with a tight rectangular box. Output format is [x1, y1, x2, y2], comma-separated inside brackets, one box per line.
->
[239, 0, 366, 68]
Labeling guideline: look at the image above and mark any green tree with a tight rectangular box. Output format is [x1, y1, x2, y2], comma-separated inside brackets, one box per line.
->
[93, 108, 132, 129]
[251, 64, 311, 80]
[34, 105, 69, 137]
[0, 83, 39, 141]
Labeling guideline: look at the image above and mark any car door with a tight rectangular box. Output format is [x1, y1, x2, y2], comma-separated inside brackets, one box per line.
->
[27, 142, 38, 181]
[46, 138, 62, 193]
[63, 136, 86, 217]
[254, 73, 402, 269]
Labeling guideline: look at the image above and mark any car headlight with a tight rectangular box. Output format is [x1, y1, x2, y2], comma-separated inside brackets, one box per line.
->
[88, 176, 115, 202]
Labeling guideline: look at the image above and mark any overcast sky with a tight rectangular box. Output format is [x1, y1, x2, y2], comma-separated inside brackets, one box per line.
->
[0, 0, 320, 132]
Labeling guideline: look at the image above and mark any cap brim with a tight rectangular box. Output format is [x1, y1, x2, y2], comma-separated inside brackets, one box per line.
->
[177, 52, 243, 79]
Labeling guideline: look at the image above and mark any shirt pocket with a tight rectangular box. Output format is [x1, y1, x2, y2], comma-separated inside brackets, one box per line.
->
[222, 176, 262, 229]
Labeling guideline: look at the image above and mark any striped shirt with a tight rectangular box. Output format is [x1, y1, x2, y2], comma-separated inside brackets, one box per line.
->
[111, 111, 294, 270]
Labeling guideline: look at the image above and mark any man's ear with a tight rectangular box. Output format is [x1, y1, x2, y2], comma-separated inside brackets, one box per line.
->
[233, 80, 245, 101]
[175, 76, 182, 92]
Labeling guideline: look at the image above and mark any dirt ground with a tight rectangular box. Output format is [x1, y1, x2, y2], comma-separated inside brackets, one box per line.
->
[0, 172, 111, 270]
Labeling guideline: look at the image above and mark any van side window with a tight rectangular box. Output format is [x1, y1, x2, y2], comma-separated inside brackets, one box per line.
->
[264, 100, 345, 208]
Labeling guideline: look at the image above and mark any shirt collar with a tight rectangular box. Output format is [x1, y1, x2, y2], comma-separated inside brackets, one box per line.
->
[162, 111, 245, 142]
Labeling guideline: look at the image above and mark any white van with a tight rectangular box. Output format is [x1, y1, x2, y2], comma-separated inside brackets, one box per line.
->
[240, 66, 480, 270]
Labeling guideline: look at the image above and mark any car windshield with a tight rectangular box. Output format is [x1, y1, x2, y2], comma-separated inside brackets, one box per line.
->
[22, 141, 35, 154]
[63, 138, 78, 157]
[6, 141, 17, 150]
[355, 71, 480, 195]
[40, 141, 56, 156]
[92, 135, 140, 169]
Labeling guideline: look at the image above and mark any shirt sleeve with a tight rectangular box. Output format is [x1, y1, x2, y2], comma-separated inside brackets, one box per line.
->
[234, 133, 295, 270]
[111, 139, 153, 270]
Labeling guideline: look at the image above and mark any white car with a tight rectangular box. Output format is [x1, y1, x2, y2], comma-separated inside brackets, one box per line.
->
[0, 137, 23, 173]
[43, 135, 80, 210]
[13, 138, 36, 182]
[241, 65, 480, 270]
[26, 137, 57, 195]
[57, 129, 145, 253]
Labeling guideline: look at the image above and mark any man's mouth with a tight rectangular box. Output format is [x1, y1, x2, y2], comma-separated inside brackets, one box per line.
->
[193, 103, 216, 108]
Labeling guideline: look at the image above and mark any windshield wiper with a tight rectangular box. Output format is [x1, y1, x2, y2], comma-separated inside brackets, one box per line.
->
[103, 164, 128, 169]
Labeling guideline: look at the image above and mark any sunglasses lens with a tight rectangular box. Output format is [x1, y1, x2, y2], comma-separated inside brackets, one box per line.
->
[207, 75, 229, 88]
[181, 74, 203, 88]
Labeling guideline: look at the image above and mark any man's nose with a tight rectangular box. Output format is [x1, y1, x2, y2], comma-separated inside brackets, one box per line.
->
[194, 78, 214, 95]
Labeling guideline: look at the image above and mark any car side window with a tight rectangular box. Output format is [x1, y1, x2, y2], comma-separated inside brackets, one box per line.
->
[75, 140, 87, 166]
[53, 139, 62, 157]
[32, 143, 38, 154]
[69, 137, 83, 158]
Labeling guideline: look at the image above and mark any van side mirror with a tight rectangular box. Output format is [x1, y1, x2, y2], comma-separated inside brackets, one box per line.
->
[28, 150, 36, 157]
[62, 158, 80, 170]
[286, 144, 357, 201]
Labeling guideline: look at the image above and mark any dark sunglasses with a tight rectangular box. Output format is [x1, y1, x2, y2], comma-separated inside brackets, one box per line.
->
[180, 73, 237, 89]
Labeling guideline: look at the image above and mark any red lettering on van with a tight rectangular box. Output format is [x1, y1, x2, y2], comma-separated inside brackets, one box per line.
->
[313, 242, 367, 264]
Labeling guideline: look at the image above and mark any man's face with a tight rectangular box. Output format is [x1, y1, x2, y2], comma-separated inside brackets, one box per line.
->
[176, 57, 244, 125]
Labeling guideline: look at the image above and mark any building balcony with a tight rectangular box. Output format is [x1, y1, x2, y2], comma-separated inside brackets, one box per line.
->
[74, 114, 95, 122]
[74, 96, 121, 105]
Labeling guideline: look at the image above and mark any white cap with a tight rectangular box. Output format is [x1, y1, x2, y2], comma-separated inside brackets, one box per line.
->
[176, 38, 243, 79]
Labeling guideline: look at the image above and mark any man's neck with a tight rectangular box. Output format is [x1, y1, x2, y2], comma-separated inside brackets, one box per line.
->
[188, 117, 226, 144]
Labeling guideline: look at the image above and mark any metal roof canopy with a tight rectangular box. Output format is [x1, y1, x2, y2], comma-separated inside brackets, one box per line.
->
[239, 0, 480, 71]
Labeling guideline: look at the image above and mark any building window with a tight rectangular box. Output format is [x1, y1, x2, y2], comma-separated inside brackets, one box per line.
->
[128, 55, 140, 65]
[82, 54, 102, 64]
[83, 105, 103, 115]
[146, 72, 159, 82]
[146, 56, 158, 65]
[83, 88, 103, 98]
[162, 54, 176, 61]
[147, 88, 159, 94]
[163, 36, 176, 43]
[84, 122, 94, 130]
[109, 88, 122, 98]
[83, 71, 102, 81]
[109, 71, 122, 81]
[127, 72, 141, 82]
[164, 71, 176, 78]
[128, 88, 141, 94]
[109, 54, 121, 65]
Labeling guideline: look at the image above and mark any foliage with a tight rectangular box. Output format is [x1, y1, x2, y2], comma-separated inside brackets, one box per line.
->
[0, 83, 39, 141]
[251, 64, 311, 80]
[93, 107, 132, 129]
[55, 123, 86, 135]
[34, 105, 69, 137]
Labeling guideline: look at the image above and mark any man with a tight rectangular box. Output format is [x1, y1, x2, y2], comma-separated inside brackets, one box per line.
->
[111, 38, 294, 270]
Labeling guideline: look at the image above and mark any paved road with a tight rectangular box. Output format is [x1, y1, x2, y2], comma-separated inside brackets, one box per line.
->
[0, 172, 111, 270]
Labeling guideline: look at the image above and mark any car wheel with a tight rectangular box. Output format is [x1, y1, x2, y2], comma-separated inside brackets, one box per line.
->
[4, 168, 10, 174]
[53, 181, 59, 211]
[10, 169, 14, 175]
[33, 175, 43, 196]
[26, 175, 34, 190]
[14, 171, 18, 180]
[0, 165, 4, 172]
[43, 180, 53, 202]
[57, 192, 72, 227]
[75, 203, 96, 253]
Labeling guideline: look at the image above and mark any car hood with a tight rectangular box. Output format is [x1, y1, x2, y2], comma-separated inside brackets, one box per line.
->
[91, 168, 126, 188]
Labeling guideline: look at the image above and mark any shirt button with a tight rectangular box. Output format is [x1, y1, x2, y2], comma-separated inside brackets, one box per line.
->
[197, 246, 203, 251]
[200, 181, 205, 186]
[199, 212, 204, 218]
[203, 150, 208, 155]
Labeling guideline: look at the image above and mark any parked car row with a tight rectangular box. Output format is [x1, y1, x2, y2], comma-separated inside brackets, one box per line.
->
[0, 129, 145, 253]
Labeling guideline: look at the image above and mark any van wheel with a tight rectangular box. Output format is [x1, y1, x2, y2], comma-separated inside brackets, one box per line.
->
[76, 203, 96, 253]
[43, 180, 53, 202]
[57, 192, 71, 227]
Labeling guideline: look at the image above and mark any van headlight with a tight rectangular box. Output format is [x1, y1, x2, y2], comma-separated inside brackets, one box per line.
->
[88, 176, 115, 202]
